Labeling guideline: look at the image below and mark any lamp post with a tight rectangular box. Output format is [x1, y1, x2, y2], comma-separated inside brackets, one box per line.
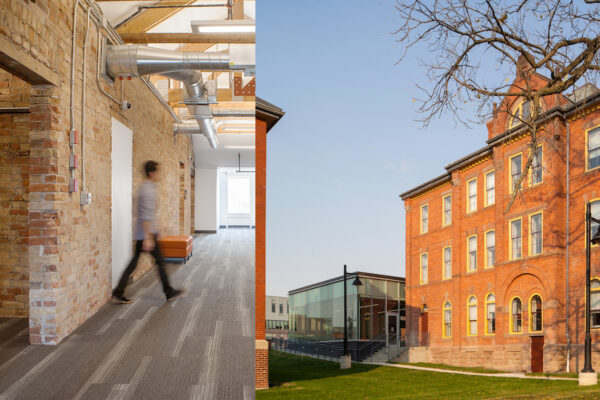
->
[580, 202, 600, 386]
[341, 265, 362, 369]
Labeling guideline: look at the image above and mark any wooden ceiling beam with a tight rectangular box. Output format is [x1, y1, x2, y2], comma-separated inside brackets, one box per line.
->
[119, 32, 255, 44]
[116, 0, 197, 33]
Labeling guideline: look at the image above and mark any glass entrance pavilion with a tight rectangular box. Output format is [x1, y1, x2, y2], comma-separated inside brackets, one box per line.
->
[288, 272, 405, 344]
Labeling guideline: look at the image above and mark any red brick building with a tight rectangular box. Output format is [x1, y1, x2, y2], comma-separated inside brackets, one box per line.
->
[255, 97, 284, 389]
[401, 67, 600, 373]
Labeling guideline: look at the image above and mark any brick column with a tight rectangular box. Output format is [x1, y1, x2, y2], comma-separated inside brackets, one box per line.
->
[255, 118, 268, 389]
[27, 85, 63, 345]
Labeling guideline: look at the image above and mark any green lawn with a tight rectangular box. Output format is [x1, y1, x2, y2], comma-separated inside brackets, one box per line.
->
[392, 361, 504, 374]
[257, 351, 600, 400]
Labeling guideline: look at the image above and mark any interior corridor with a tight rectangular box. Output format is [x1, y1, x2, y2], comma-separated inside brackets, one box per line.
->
[0, 229, 254, 400]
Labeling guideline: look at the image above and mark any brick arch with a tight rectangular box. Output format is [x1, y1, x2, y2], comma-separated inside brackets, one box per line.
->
[500, 265, 551, 307]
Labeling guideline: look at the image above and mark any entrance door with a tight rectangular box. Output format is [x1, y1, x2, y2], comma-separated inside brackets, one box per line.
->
[531, 336, 544, 373]
[111, 118, 133, 288]
[387, 312, 398, 346]
[420, 311, 429, 346]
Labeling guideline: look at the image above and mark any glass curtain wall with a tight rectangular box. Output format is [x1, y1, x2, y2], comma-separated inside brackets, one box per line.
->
[289, 276, 404, 342]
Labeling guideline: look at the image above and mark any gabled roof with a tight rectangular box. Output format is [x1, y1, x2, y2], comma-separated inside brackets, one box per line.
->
[400, 82, 600, 201]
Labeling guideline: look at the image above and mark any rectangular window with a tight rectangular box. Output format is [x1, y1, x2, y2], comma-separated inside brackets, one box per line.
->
[468, 300, 477, 336]
[531, 147, 543, 185]
[444, 307, 452, 337]
[530, 213, 543, 255]
[510, 154, 522, 192]
[443, 247, 452, 279]
[591, 281, 600, 328]
[467, 179, 477, 213]
[468, 236, 477, 272]
[486, 299, 495, 334]
[511, 219, 522, 259]
[443, 195, 452, 226]
[271, 300, 275, 313]
[420, 253, 428, 284]
[279, 304, 283, 314]
[485, 171, 495, 206]
[421, 204, 428, 233]
[227, 176, 251, 214]
[592, 201, 600, 241]
[486, 230, 495, 267]
[588, 127, 600, 170]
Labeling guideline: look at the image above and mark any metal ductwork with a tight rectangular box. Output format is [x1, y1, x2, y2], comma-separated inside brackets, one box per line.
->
[105, 45, 241, 148]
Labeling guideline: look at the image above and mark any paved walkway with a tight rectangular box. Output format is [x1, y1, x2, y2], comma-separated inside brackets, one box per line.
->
[0, 229, 254, 400]
[361, 361, 578, 381]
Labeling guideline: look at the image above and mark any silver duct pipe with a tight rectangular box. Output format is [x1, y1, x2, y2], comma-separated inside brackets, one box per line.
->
[106, 45, 231, 77]
[105, 45, 231, 148]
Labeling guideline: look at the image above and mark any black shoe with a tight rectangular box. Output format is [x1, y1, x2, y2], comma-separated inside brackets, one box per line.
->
[112, 295, 133, 304]
[166, 289, 185, 302]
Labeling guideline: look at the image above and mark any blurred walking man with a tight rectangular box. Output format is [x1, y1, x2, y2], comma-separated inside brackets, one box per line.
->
[112, 160, 184, 303]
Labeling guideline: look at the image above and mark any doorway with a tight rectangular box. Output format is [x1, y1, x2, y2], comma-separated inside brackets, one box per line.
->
[531, 335, 544, 373]
[420, 305, 429, 346]
[387, 312, 398, 346]
[111, 118, 133, 288]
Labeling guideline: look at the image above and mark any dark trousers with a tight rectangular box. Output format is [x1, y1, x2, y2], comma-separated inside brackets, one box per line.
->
[113, 234, 173, 297]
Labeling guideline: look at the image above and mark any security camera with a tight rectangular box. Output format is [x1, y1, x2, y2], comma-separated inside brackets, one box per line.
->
[121, 100, 132, 111]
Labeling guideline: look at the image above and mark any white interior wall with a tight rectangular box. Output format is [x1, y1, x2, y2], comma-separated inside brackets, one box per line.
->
[194, 168, 219, 232]
[218, 168, 255, 227]
[111, 118, 133, 288]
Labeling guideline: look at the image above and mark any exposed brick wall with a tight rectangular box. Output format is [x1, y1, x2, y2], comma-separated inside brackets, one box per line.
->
[0, 1, 192, 343]
[255, 348, 268, 390]
[0, 70, 30, 317]
[404, 94, 600, 372]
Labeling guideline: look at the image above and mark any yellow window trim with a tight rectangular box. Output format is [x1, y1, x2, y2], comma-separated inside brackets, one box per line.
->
[466, 177, 477, 213]
[442, 194, 452, 227]
[420, 203, 429, 234]
[528, 211, 543, 256]
[442, 246, 452, 280]
[467, 295, 477, 337]
[442, 300, 452, 338]
[509, 217, 523, 261]
[528, 144, 544, 187]
[484, 170, 495, 206]
[509, 153, 523, 194]
[420, 252, 428, 285]
[466, 235, 477, 272]
[528, 293, 543, 333]
[591, 277, 600, 330]
[484, 292, 495, 336]
[509, 296, 523, 334]
[484, 229, 495, 269]
[509, 99, 526, 129]
[585, 124, 600, 172]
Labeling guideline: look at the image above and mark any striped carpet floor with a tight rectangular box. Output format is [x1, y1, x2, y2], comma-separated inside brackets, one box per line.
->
[0, 229, 255, 400]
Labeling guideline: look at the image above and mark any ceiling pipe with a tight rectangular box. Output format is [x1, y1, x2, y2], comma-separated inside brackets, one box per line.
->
[105, 45, 247, 148]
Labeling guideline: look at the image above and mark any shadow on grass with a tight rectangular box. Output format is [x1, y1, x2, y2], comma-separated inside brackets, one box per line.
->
[268, 350, 378, 387]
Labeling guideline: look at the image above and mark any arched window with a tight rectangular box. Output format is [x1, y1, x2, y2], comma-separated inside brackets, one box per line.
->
[511, 297, 522, 333]
[486, 294, 495, 334]
[443, 301, 452, 338]
[592, 279, 600, 328]
[509, 99, 533, 129]
[530, 295, 543, 332]
[467, 296, 477, 336]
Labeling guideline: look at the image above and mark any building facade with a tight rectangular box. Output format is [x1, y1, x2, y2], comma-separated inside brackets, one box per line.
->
[266, 295, 289, 340]
[401, 66, 600, 373]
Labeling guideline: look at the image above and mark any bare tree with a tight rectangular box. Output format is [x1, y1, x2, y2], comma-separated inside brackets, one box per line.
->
[394, 0, 600, 212]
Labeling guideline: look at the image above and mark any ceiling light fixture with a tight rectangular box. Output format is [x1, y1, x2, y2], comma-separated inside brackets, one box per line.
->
[191, 19, 255, 34]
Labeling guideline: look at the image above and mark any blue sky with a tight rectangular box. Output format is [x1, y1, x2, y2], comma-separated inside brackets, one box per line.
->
[259, 0, 485, 296]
